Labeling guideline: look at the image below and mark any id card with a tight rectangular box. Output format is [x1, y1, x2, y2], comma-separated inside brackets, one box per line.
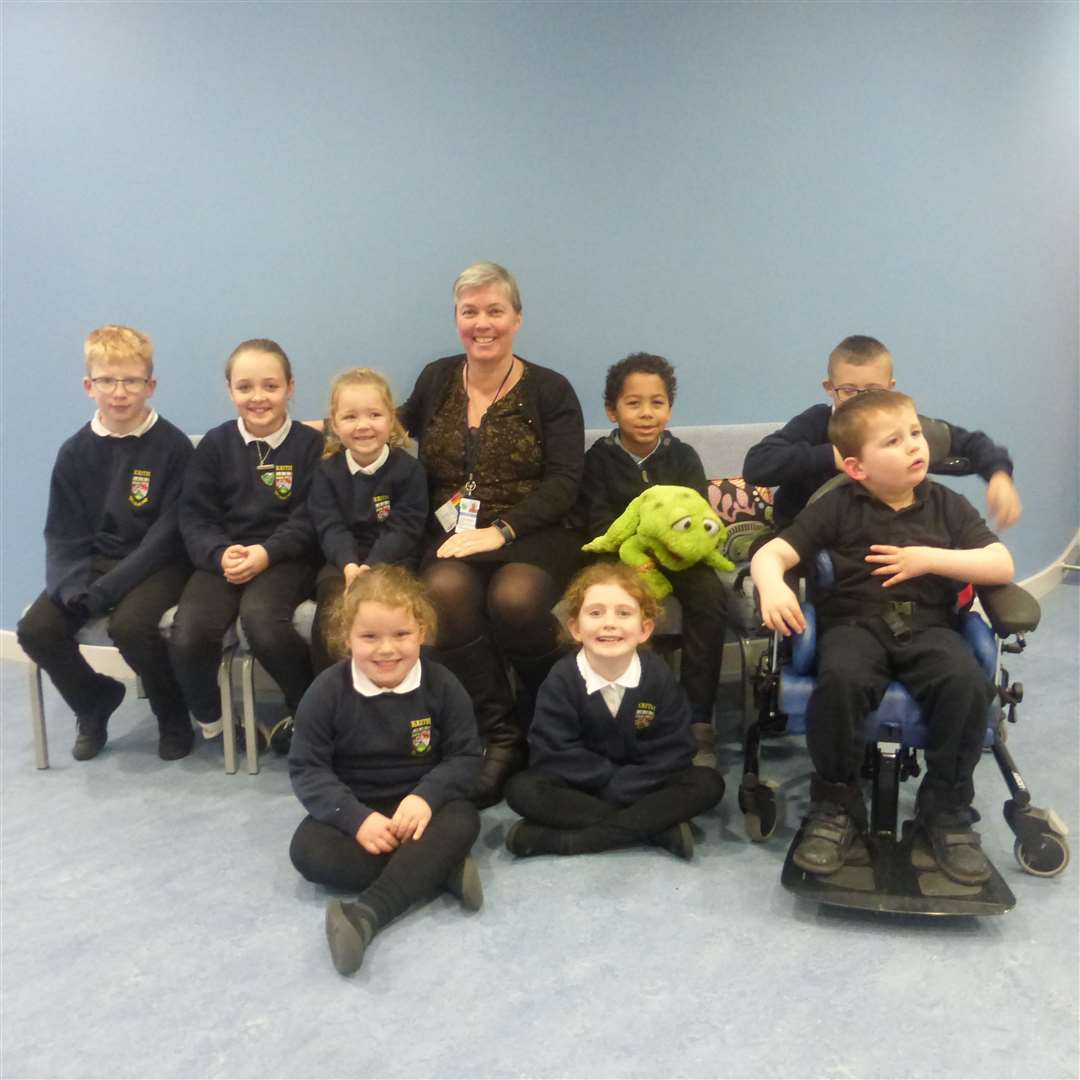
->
[434, 493, 461, 533]
[455, 496, 480, 532]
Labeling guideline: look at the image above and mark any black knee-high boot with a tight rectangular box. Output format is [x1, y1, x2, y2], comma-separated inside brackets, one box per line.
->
[508, 646, 567, 732]
[435, 636, 526, 808]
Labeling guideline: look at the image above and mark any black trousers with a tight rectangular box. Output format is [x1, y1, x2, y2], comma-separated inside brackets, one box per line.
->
[668, 563, 730, 718]
[806, 620, 995, 807]
[17, 561, 189, 723]
[289, 798, 480, 927]
[505, 766, 724, 853]
[169, 562, 316, 723]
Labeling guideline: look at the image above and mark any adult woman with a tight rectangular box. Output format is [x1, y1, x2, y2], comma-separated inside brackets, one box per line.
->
[400, 262, 584, 806]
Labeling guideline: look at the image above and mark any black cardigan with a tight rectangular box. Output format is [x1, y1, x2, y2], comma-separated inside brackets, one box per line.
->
[398, 354, 584, 538]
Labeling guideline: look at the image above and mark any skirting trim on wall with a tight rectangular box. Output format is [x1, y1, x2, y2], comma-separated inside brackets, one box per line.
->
[2, 526, 1077, 667]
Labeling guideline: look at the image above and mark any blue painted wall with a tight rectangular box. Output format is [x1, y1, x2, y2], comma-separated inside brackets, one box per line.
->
[3, 0, 1077, 627]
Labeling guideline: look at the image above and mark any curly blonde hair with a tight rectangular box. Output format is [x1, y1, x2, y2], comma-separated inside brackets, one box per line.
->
[323, 368, 408, 460]
[327, 565, 438, 661]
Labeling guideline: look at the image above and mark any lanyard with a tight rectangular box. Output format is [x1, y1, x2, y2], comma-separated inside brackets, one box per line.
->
[462, 357, 514, 494]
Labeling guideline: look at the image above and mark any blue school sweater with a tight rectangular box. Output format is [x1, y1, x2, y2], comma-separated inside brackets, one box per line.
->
[180, 420, 323, 573]
[288, 657, 482, 837]
[44, 415, 193, 616]
[528, 650, 696, 805]
[308, 447, 428, 569]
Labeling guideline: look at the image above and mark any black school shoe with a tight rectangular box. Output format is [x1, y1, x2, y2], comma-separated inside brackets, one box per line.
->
[268, 716, 294, 756]
[72, 677, 126, 761]
[325, 900, 376, 976]
[653, 822, 695, 860]
[444, 856, 484, 911]
[920, 814, 991, 885]
[793, 802, 861, 875]
[157, 716, 195, 761]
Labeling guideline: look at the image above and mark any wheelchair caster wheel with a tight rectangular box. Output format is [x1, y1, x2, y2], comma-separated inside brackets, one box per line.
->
[739, 775, 780, 843]
[1014, 834, 1070, 877]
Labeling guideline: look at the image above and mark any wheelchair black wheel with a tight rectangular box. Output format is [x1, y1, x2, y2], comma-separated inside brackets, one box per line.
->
[1013, 834, 1070, 877]
[743, 782, 780, 843]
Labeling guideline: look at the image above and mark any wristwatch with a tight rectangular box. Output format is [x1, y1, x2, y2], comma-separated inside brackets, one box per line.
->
[492, 518, 515, 544]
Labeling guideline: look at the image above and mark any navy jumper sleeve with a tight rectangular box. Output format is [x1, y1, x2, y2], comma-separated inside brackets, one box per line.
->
[289, 669, 375, 838]
[528, 662, 618, 791]
[43, 441, 98, 609]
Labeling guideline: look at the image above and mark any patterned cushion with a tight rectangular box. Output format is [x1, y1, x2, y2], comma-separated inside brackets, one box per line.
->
[708, 477, 775, 563]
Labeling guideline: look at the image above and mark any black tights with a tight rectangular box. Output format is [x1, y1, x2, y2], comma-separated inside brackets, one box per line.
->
[421, 558, 561, 661]
[505, 767, 724, 855]
[289, 799, 480, 929]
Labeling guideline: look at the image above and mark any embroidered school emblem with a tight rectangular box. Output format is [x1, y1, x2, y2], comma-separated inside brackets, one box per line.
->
[128, 469, 151, 507]
[373, 494, 391, 522]
[273, 464, 293, 500]
[410, 716, 432, 755]
[633, 702, 656, 731]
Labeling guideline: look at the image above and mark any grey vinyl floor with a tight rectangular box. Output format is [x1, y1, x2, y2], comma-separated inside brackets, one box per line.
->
[1, 581, 1077, 1080]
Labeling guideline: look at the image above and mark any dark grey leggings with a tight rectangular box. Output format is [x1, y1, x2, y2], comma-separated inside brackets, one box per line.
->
[289, 798, 480, 928]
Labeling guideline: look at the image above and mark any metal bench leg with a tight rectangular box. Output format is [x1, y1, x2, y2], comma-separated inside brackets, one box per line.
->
[241, 656, 259, 775]
[220, 650, 237, 775]
[28, 661, 49, 769]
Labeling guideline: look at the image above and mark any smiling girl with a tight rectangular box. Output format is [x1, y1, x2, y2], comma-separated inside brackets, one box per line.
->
[288, 565, 483, 976]
[503, 562, 724, 859]
[304, 369, 428, 686]
[170, 339, 323, 746]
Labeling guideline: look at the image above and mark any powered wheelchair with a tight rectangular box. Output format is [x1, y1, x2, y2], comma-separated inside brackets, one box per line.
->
[737, 549, 1069, 916]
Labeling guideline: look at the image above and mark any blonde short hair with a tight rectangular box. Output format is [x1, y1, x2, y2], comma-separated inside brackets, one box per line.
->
[84, 325, 154, 376]
[328, 565, 438, 661]
[827, 335, 892, 381]
[323, 368, 408, 459]
[452, 261, 522, 313]
[828, 389, 916, 459]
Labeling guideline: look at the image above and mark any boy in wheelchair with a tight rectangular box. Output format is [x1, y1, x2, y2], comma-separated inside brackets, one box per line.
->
[750, 390, 1014, 886]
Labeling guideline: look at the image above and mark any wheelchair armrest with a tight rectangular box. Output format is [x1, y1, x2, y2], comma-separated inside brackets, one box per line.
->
[975, 582, 1041, 638]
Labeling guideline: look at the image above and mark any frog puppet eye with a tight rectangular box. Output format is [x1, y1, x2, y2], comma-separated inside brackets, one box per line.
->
[702, 519, 719, 535]
[672, 516, 692, 532]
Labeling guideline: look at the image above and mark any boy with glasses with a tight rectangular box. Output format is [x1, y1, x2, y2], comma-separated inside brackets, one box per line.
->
[17, 325, 195, 761]
[742, 335, 1020, 530]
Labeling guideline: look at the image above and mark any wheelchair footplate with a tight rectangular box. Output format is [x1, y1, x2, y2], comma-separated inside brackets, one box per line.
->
[781, 820, 1016, 916]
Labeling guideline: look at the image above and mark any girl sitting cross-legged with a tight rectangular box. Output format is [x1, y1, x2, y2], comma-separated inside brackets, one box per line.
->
[504, 561, 725, 860]
[288, 565, 484, 977]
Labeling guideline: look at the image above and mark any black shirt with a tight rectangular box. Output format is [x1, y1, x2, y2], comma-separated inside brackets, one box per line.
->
[780, 479, 999, 622]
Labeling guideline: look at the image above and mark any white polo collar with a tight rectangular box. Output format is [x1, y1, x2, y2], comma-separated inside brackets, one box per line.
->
[345, 444, 390, 476]
[576, 649, 642, 696]
[351, 658, 422, 697]
[237, 415, 292, 448]
[91, 408, 158, 438]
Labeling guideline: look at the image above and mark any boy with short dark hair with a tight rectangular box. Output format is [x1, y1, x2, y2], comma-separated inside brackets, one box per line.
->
[742, 335, 1021, 530]
[750, 390, 1014, 884]
[17, 325, 194, 761]
[576, 352, 730, 766]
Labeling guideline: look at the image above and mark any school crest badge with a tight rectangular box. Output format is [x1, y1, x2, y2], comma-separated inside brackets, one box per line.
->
[633, 701, 656, 732]
[410, 716, 432, 755]
[129, 469, 151, 507]
[273, 464, 293, 500]
[373, 494, 391, 522]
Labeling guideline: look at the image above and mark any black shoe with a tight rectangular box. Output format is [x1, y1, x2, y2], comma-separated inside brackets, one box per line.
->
[72, 677, 125, 761]
[158, 718, 194, 761]
[793, 802, 860, 876]
[269, 716, 294, 756]
[653, 822, 695, 860]
[921, 815, 992, 885]
[505, 820, 549, 857]
[325, 900, 375, 976]
[472, 745, 527, 810]
[233, 722, 270, 756]
[445, 856, 484, 911]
